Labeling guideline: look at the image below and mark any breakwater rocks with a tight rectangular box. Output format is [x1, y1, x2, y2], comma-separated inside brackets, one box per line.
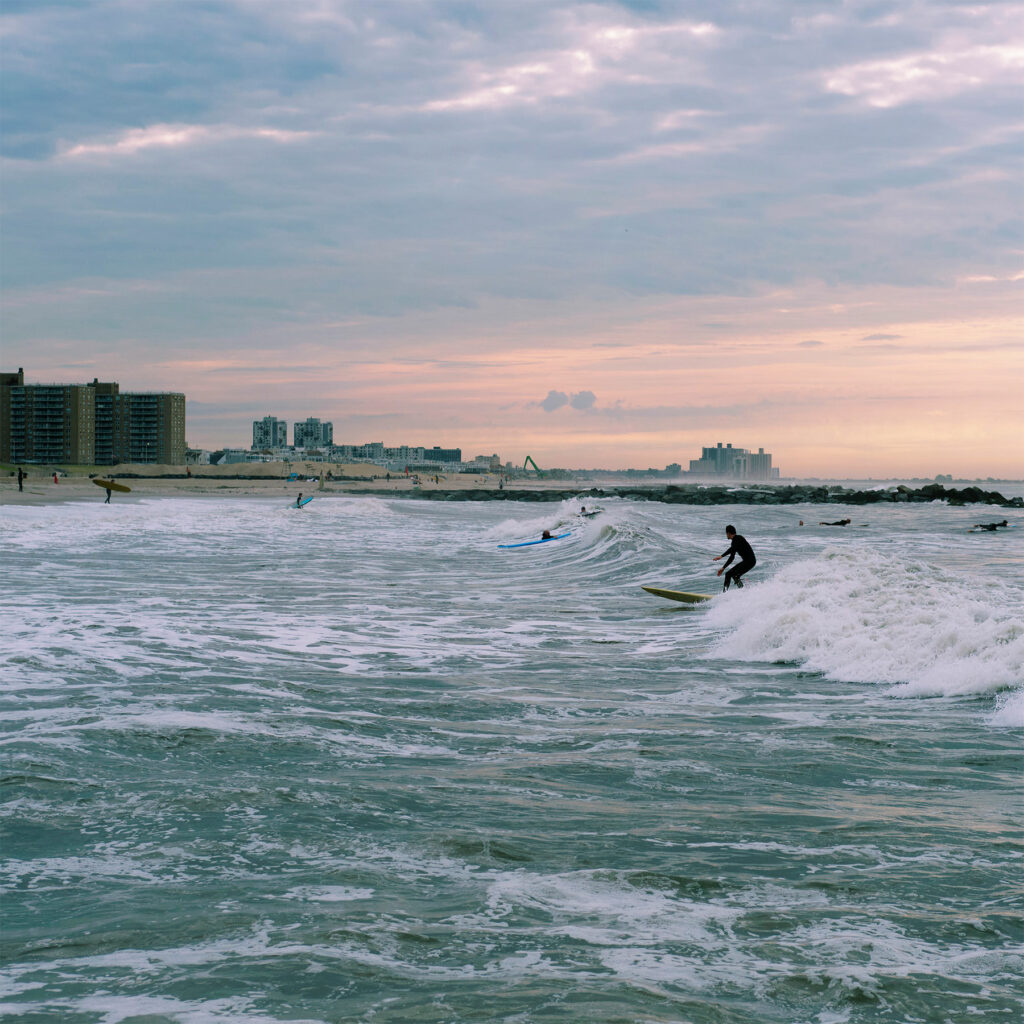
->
[356, 483, 1023, 508]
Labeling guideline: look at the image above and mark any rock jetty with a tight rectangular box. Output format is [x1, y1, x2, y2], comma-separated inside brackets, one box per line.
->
[352, 482, 1022, 508]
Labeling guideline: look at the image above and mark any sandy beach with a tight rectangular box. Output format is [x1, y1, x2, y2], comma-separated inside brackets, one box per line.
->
[0, 462, 554, 507]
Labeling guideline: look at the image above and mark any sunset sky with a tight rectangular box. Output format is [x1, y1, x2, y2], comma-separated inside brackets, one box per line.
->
[2, 0, 1022, 476]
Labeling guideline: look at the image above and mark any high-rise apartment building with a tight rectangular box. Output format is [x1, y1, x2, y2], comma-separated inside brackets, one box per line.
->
[252, 415, 288, 449]
[87, 379, 185, 464]
[115, 392, 186, 463]
[686, 442, 777, 481]
[91, 380, 120, 466]
[293, 417, 333, 448]
[1, 369, 97, 464]
[1, 368, 186, 465]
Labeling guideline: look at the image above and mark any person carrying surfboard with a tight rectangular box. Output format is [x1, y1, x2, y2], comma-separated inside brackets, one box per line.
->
[295, 492, 304, 509]
[713, 526, 756, 590]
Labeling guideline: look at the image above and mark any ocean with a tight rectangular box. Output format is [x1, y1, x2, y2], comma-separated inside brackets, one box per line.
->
[2, 494, 1022, 1023]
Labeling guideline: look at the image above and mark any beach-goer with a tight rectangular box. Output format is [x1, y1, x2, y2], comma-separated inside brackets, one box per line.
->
[53, 472, 59, 484]
[973, 520, 1009, 531]
[713, 525, 756, 591]
[819, 518, 851, 526]
[104, 487, 112, 504]
[17, 467, 24, 492]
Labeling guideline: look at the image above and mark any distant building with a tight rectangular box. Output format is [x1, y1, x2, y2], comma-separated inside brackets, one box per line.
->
[426, 446, 462, 464]
[113, 391, 186, 464]
[686, 442, 778, 481]
[293, 417, 333, 448]
[468, 453, 502, 471]
[0, 367, 186, 465]
[1, 370, 96, 464]
[252, 415, 288, 450]
[324, 441, 465, 468]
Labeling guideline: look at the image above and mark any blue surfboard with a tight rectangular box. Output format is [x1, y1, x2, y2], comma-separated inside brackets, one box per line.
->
[498, 533, 570, 549]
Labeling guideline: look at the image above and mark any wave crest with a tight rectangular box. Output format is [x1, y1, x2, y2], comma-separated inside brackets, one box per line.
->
[705, 548, 1024, 718]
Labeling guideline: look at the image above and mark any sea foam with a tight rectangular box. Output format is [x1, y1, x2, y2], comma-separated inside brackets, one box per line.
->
[705, 547, 1024, 719]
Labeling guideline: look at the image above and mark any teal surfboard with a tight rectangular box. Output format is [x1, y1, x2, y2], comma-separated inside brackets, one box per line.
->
[499, 533, 570, 549]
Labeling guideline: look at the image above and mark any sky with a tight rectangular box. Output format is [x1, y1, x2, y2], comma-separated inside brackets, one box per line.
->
[1, 0, 1022, 477]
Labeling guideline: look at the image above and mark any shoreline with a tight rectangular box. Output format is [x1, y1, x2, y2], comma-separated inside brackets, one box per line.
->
[3, 476, 1021, 510]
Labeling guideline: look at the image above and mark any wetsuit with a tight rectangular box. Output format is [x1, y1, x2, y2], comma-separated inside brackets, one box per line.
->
[720, 534, 756, 590]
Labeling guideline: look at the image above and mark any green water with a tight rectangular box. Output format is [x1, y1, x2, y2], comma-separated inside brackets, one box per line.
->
[2, 497, 1022, 1022]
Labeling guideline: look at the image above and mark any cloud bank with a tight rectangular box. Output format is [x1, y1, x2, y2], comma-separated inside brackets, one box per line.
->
[1, 0, 1021, 475]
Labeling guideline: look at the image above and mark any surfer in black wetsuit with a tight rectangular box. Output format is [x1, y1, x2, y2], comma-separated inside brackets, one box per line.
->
[973, 519, 1008, 531]
[819, 518, 851, 526]
[713, 525, 756, 590]
[295, 492, 304, 508]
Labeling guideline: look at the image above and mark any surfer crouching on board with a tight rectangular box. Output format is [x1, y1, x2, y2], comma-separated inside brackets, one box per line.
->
[713, 526, 756, 591]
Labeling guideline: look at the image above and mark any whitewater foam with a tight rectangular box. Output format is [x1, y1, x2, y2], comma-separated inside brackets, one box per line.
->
[705, 548, 1023, 714]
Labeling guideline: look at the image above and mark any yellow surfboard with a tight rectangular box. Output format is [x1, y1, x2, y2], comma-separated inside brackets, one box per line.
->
[642, 586, 713, 604]
[93, 479, 132, 493]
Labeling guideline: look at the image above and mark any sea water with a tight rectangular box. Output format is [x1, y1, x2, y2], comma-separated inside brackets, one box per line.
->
[1, 495, 1022, 1023]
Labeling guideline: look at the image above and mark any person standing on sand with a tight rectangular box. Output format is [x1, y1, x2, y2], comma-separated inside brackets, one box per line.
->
[17, 467, 24, 492]
[713, 525, 756, 591]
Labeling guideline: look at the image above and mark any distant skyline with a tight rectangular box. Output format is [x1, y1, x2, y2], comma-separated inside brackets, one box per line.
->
[2, 1, 1022, 477]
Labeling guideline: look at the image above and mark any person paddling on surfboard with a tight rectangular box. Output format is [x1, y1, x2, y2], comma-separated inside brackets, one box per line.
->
[713, 525, 756, 591]
[973, 519, 1008, 531]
